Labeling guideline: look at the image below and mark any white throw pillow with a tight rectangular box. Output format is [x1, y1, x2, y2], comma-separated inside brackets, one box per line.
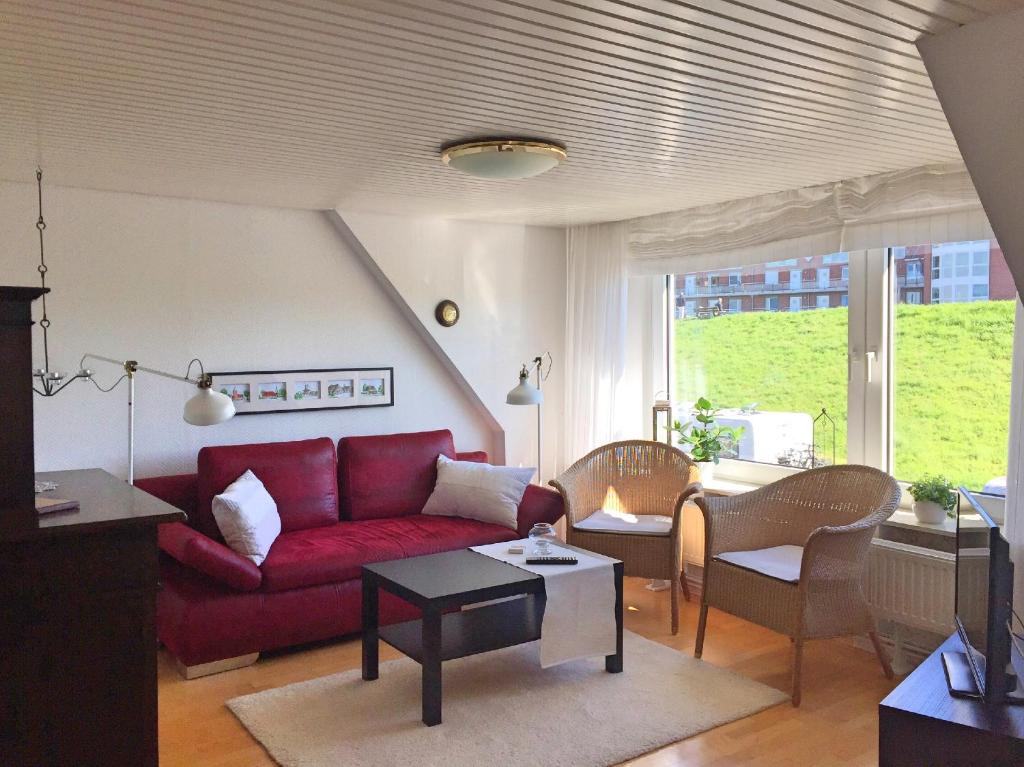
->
[212, 469, 282, 566]
[421, 455, 534, 530]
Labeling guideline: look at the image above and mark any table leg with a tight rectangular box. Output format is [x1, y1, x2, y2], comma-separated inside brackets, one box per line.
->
[422, 606, 443, 726]
[606, 562, 624, 673]
[361, 573, 379, 681]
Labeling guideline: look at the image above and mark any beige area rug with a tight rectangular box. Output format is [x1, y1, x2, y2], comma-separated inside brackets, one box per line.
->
[228, 630, 787, 767]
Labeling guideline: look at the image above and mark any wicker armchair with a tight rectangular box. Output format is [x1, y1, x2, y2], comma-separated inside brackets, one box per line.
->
[550, 440, 701, 634]
[695, 464, 901, 706]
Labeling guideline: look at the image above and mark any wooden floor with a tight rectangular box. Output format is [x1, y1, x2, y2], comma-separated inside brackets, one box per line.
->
[158, 578, 898, 766]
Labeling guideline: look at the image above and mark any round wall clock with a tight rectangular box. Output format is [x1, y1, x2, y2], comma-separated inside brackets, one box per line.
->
[435, 299, 460, 327]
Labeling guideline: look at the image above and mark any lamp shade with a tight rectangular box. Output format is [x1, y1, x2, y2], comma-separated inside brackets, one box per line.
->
[183, 386, 236, 426]
[506, 371, 543, 406]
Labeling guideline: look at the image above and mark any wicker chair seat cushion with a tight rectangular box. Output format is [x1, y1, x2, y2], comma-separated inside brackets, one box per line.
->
[573, 509, 672, 536]
[715, 544, 803, 583]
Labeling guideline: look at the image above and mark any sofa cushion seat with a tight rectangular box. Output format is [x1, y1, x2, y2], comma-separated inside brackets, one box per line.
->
[376, 514, 519, 558]
[260, 521, 408, 593]
[259, 514, 520, 593]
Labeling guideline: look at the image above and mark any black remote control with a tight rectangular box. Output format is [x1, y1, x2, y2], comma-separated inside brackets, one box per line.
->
[525, 556, 578, 565]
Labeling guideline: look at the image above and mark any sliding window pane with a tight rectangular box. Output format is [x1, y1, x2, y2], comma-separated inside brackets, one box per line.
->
[892, 240, 1015, 493]
[673, 254, 849, 468]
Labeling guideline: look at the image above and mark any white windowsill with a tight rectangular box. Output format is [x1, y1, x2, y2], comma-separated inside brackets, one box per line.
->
[694, 463, 1002, 535]
[884, 509, 957, 537]
[699, 477, 761, 496]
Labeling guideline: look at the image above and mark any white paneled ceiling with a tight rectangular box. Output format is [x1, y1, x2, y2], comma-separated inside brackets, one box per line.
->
[0, 0, 1021, 225]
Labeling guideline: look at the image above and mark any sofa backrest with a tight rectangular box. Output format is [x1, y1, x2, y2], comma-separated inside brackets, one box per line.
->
[196, 437, 339, 539]
[337, 429, 456, 521]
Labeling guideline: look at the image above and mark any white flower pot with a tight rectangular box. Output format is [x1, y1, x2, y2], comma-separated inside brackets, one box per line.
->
[697, 462, 715, 487]
[913, 500, 946, 524]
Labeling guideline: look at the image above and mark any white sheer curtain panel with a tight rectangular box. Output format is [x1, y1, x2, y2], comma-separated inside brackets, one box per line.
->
[1005, 299, 1024, 615]
[564, 222, 633, 465]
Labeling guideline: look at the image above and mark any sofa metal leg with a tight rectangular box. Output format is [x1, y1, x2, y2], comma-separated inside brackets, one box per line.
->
[174, 652, 260, 680]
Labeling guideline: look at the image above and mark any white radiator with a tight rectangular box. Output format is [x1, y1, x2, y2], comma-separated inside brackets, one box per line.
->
[866, 539, 955, 635]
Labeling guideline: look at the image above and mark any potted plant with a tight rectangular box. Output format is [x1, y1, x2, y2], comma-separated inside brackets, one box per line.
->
[907, 474, 957, 524]
[670, 397, 744, 485]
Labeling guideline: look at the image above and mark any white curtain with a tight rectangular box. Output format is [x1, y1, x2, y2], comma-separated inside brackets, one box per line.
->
[562, 161, 1000, 476]
[628, 162, 992, 274]
[1005, 299, 1024, 615]
[564, 222, 637, 465]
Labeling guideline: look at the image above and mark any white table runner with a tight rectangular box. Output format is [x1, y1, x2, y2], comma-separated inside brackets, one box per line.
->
[470, 539, 617, 668]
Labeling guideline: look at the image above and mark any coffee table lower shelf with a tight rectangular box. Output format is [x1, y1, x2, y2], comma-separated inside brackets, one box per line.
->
[378, 595, 543, 663]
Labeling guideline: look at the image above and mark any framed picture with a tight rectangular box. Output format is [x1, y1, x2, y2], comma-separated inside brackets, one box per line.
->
[209, 368, 394, 415]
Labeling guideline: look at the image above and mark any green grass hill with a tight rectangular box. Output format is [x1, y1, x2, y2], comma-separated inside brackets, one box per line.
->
[674, 300, 1015, 490]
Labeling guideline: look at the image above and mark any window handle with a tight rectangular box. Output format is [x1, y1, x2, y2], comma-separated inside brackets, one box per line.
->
[865, 350, 877, 384]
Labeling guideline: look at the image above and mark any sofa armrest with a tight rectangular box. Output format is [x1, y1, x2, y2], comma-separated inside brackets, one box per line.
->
[157, 522, 262, 592]
[516, 484, 565, 538]
[134, 473, 199, 521]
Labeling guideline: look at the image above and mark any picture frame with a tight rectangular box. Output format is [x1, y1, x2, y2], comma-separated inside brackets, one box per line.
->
[208, 367, 394, 415]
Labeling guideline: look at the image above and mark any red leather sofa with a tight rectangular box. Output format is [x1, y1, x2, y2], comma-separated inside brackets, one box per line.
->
[135, 429, 564, 677]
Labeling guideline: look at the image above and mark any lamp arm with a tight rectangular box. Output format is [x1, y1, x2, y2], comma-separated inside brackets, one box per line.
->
[81, 353, 201, 386]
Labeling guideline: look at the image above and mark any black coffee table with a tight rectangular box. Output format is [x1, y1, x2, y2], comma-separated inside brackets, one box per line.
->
[361, 546, 623, 726]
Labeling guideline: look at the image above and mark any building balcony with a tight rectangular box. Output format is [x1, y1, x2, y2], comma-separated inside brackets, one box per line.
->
[898, 275, 925, 288]
[681, 277, 848, 297]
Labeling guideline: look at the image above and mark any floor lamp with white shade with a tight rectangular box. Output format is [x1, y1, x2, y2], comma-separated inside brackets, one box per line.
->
[506, 352, 551, 482]
[81, 354, 235, 484]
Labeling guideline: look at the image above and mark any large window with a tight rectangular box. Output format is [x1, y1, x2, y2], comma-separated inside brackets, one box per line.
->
[892, 241, 1014, 494]
[671, 240, 1016, 492]
[673, 252, 849, 469]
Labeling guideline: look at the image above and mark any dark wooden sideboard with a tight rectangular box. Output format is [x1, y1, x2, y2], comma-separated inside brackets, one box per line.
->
[0, 469, 184, 766]
[879, 632, 1024, 766]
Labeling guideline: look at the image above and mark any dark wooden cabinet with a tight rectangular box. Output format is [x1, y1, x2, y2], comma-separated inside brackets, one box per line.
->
[0, 470, 183, 766]
[879, 633, 1024, 766]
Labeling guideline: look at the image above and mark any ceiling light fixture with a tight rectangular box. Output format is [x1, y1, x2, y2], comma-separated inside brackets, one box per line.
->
[440, 140, 566, 180]
[30, 168, 92, 397]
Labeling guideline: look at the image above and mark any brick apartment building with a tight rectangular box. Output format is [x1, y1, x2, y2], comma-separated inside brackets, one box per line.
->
[675, 240, 1014, 318]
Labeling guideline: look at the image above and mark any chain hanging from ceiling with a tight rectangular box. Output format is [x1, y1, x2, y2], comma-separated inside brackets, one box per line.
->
[31, 168, 91, 397]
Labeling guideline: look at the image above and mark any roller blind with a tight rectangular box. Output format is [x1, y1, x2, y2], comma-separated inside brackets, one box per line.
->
[628, 162, 993, 274]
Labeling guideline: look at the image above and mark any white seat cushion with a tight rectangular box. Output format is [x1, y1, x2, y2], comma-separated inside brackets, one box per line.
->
[573, 509, 673, 536]
[715, 544, 804, 583]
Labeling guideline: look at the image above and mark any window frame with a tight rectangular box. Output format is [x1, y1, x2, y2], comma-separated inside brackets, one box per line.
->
[662, 245, 1013, 519]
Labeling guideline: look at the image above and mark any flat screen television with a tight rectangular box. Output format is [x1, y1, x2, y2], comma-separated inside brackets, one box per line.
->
[942, 487, 1023, 703]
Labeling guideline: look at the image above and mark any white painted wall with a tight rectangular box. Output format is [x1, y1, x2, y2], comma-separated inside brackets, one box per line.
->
[0, 182, 500, 478]
[918, 8, 1024, 615]
[918, 9, 1024, 295]
[340, 211, 567, 482]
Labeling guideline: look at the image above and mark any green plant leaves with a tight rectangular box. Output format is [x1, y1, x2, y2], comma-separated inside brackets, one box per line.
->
[668, 397, 745, 463]
[908, 474, 957, 510]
